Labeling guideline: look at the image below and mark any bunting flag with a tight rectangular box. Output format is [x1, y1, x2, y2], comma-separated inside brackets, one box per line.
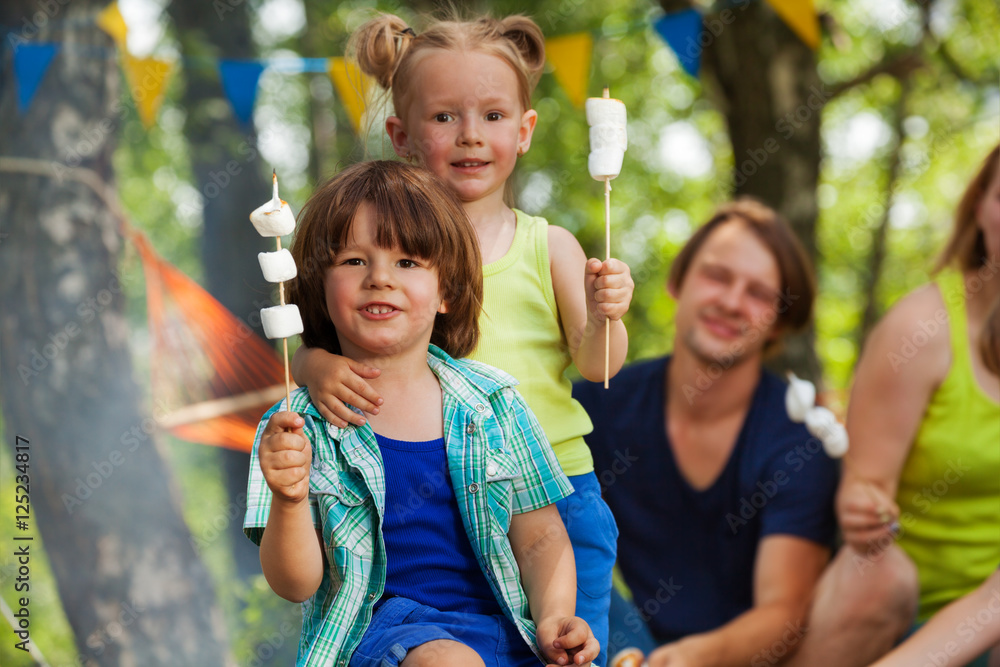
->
[219, 60, 265, 125]
[764, 0, 821, 49]
[545, 32, 593, 108]
[653, 10, 703, 78]
[13, 43, 59, 113]
[96, 2, 129, 51]
[328, 57, 374, 134]
[123, 54, 174, 129]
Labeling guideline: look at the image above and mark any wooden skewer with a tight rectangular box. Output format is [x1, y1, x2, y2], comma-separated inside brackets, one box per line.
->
[603, 87, 612, 390]
[276, 235, 291, 410]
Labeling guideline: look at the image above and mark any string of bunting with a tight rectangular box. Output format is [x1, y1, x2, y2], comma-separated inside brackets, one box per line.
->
[6, 0, 820, 131]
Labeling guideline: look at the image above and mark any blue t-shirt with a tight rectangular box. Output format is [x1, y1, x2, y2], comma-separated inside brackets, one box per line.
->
[572, 356, 839, 643]
[376, 433, 502, 616]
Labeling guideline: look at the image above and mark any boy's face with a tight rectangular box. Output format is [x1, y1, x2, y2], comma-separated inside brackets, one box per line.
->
[324, 203, 446, 361]
[670, 220, 784, 368]
[386, 49, 536, 207]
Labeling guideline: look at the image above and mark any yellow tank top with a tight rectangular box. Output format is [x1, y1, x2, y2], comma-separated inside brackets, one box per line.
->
[896, 270, 1000, 622]
[468, 210, 594, 475]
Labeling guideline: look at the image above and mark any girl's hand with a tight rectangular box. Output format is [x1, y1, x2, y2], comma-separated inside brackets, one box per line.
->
[537, 616, 600, 666]
[292, 347, 383, 428]
[585, 257, 634, 324]
[259, 412, 312, 505]
[837, 476, 900, 554]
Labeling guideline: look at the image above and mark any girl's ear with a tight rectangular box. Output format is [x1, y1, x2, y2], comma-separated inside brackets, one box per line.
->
[386, 116, 411, 158]
[517, 109, 537, 156]
[437, 300, 449, 314]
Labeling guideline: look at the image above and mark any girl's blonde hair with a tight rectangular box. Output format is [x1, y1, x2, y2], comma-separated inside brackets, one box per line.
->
[934, 144, 1000, 377]
[289, 161, 483, 359]
[351, 12, 545, 119]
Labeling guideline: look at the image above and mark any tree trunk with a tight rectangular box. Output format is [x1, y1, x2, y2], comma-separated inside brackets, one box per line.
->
[164, 0, 271, 583]
[662, 0, 825, 381]
[0, 2, 233, 664]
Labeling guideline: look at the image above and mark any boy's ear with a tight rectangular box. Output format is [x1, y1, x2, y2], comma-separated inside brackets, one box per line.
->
[386, 116, 410, 158]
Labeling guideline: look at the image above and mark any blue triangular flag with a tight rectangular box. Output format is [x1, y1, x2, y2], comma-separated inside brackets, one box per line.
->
[219, 60, 265, 125]
[653, 10, 702, 78]
[14, 43, 59, 113]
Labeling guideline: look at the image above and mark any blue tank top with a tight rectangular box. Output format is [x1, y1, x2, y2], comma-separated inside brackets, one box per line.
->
[376, 433, 502, 615]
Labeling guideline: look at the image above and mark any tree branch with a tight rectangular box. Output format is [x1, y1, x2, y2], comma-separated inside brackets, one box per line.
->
[829, 51, 924, 100]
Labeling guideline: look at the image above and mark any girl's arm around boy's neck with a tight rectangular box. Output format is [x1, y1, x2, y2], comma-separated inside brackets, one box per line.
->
[548, 226, 632, 382]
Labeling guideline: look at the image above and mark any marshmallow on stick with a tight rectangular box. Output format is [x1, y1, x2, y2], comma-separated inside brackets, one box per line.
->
[586, 88, 627, 389]
[785, 373, 894, 527]
[251, 171, 302, 409]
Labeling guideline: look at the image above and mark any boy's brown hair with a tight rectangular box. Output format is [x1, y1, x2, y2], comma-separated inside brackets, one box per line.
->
[668, 198, 816, 353]
[289, 160, 483, 358]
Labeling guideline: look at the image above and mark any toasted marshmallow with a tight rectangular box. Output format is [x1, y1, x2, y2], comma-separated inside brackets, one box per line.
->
[250, 172, 296, 237]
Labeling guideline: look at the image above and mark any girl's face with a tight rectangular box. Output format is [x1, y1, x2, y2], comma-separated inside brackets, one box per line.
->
[386, 49, 537, 207]
[325, 203, 446, 360]
[977, 159, 1000, 262]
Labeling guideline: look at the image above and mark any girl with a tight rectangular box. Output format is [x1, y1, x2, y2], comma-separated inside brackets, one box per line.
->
[245, 160, 598, 667]
[293, 15, 634, 664]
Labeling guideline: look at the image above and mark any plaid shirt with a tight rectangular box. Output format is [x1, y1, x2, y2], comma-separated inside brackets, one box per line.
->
[244, 345, 573, 667]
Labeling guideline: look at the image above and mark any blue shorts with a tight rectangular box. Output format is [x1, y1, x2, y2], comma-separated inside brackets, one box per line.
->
[349, 596, 539, 667]
[555, 472, 619, 667]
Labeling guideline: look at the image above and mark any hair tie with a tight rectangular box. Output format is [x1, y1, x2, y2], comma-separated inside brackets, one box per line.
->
[401, 27, 416, 37]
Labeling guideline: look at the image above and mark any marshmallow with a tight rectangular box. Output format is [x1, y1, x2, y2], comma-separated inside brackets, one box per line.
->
[804, 406, 838, 440]
[258, 248, 298, 283]
[784, 372, 816, 423]
[586, 96, 628, 181]
[250, 173, 296, 237]
[821, 422, 850, 459]
[260, 304, 303, 340]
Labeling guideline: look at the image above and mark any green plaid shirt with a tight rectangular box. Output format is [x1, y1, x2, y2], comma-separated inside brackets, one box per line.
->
[244, 345, 573, 667]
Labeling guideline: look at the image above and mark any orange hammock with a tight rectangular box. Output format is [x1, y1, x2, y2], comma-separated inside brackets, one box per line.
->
[130, 231, 286, 452]
[0, 157, 285, 453]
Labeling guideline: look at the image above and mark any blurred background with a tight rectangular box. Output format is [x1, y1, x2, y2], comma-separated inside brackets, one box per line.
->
[0, 0, 996, 664]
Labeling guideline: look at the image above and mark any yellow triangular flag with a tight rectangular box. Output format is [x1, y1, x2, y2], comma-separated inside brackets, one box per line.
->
[96, 2, 129, 51]
[123, 54, 174, 129]
[545, 32, 593, 108]
[764, 0, 821, 49]
[328, 57, 374, 134]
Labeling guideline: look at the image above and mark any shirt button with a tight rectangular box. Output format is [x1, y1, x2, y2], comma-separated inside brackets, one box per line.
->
[486, 464, 497, 477]
[469, 483, 480, 494]
[466, 422, 476, 434]
[368, 592, 376, 600]
[475, 403, 486, 413]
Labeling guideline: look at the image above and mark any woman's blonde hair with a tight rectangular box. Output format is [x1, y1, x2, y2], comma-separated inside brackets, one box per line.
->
[289, 161, 483, 359]
[935, 144, 1000, 377]
[350, 12, 545, 120]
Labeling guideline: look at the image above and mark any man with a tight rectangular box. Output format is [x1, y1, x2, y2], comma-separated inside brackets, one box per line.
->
[575, 200, 912, 666]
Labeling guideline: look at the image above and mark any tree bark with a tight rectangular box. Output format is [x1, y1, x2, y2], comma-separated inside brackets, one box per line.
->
[164, 0, 271, 583]
[0, 2, 233, 664]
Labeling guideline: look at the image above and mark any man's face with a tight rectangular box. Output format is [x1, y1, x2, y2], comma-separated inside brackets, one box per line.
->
[671, 220, 785, 368]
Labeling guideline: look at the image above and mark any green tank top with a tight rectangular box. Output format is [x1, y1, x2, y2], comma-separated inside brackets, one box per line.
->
[468, 210, 594, 476]
[896, 270, 1000, 622]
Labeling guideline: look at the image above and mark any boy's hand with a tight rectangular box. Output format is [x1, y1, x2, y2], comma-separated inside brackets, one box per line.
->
[259, 411, 312, 505]
[537, 616, 599, 666]
[585, 257, 634, 324]
[295, 347, 383, 428]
